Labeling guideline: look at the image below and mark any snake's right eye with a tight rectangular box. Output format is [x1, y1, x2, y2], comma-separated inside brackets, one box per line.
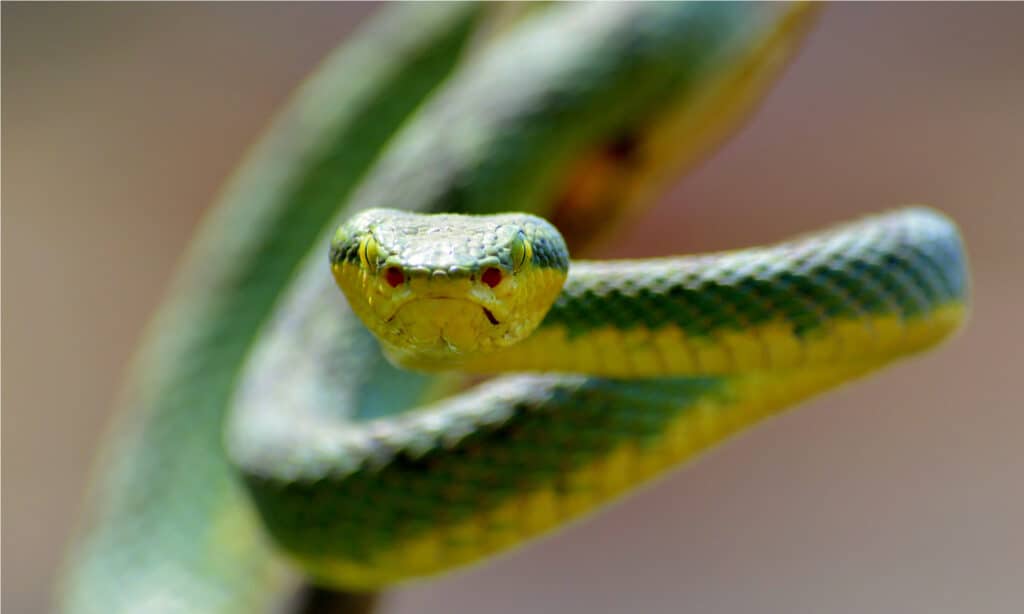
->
[384, 266, 405, 288]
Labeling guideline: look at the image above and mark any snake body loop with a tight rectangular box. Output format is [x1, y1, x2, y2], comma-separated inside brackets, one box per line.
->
[58, 4, 968, 612]
[229, 207, 966, 589]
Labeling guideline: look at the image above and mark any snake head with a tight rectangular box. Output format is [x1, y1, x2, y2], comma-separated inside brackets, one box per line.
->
[330, 208, 569, 370]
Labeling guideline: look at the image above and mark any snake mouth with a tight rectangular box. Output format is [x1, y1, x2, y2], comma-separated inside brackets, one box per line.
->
[381, 296, 509, 357]
[386, 297, 502, 327]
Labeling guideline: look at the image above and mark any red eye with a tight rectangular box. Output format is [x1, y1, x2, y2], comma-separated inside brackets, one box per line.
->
[384, 266, 405, 288]
[481, 267, 502, 288]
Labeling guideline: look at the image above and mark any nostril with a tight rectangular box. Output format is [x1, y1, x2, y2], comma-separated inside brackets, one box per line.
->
[481, 267, 502, 288]
[384, 266, 405, 288]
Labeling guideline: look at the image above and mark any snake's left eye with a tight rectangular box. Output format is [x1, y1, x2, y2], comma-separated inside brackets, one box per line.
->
[360, 237, 381, 274]
[481, 267, 502, 288]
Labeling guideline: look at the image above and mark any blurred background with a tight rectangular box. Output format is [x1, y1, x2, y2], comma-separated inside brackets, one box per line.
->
[4, 3, 1022, 613]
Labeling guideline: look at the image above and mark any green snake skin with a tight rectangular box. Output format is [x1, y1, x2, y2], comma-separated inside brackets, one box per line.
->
[55, 3, 968, 613]
[230, 208, 965, 587]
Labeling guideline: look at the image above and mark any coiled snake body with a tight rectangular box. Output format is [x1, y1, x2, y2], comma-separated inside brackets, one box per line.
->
[59, 4, 968, 612]
[231, 206, 965, 590]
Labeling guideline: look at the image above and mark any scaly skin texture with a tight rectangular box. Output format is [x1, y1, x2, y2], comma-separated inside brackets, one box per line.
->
[470, 207, 966, 375]
[231, 208, 966, 589]
[59, 2, 919, 612]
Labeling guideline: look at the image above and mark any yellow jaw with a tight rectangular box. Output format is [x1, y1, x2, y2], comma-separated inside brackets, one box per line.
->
[383, 298, 502, 368]
[331, 259, 567, 371]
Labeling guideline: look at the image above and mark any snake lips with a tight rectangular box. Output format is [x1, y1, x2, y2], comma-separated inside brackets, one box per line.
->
[330, 208, 569, 369]
[380, 271, 510, 361]
[387, 296, 504, 358]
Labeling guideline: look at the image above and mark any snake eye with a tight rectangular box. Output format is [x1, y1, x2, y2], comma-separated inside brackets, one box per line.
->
[509, 232, 530, 273]
[384, 266, 405, 288]
[360, 237, 381, 274]
[481, 267, 502, 288]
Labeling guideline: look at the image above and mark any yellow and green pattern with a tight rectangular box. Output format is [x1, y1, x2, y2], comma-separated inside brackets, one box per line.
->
[234, 207, 966, 589]
[58, 3, 967, 613]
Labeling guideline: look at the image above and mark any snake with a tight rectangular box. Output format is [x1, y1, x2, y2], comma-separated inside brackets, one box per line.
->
[57, 4, 969, 613]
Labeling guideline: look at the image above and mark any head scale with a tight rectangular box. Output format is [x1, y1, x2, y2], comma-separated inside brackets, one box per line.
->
[330, 208, 569, 369]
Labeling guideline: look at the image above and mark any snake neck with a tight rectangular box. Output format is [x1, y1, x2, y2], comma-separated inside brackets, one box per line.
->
[459, 208, 967, 377]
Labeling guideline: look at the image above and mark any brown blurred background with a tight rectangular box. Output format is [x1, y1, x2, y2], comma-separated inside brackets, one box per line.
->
[4, 3, 1022, 613]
